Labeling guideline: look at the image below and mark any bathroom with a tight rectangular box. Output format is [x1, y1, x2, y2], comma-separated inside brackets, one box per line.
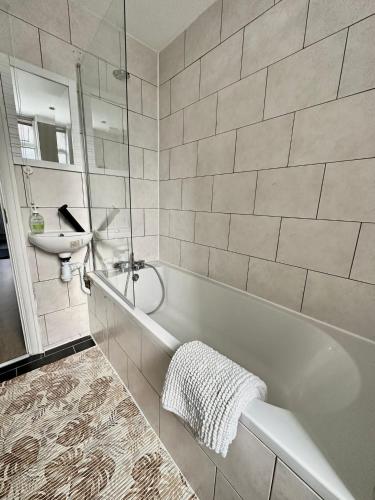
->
[0, 0, 374, 498]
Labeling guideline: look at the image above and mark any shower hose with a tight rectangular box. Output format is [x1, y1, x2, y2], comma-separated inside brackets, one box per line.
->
[124, 262, 165, 315]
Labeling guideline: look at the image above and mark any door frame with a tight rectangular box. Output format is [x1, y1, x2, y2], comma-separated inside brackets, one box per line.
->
[0, 77, 42, 361]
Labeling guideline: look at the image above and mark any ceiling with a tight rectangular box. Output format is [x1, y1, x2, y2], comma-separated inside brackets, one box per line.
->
[125, 0, 218, 51]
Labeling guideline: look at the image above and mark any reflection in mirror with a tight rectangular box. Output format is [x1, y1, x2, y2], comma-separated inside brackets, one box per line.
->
[86, 95, 129, 174]
[11, 67, 74, 164]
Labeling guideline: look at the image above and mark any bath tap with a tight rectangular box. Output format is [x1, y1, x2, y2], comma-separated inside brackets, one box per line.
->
[114, 255, 145, 273]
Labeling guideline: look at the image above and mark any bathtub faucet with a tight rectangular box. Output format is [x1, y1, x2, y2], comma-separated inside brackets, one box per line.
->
[114, 254, 145, 274]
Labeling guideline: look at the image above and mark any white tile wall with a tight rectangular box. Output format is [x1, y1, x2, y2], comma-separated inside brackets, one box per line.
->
[241, 0, 308, 77]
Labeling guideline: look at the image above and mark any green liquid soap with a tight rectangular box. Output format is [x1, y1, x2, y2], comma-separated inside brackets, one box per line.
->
[29, 207, 44, 234]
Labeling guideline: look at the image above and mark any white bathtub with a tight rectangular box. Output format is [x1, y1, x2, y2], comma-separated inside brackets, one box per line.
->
[90, 262, 375, 500]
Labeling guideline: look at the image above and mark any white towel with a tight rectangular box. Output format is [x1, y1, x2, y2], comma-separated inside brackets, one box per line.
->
[161, 340, 267, 457]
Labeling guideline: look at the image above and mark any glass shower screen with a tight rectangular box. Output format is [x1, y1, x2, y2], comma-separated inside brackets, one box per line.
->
[76, 0, 136, 305]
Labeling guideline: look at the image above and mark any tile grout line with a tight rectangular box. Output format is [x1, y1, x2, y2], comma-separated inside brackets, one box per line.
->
[315, 163, 326, 219]
[302, 0, 311, 48]
[262, 66, 269, 120]
[253, 171, 259, 214]
[300, 269, 309, 312]
[336, 27, 349, 99]
[286, 113, 296, 165]
[274, 217, 283, 262]
[348, 223, 362, 278]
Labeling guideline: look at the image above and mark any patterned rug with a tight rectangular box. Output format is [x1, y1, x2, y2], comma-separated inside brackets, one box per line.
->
[0, 347, 197, 499]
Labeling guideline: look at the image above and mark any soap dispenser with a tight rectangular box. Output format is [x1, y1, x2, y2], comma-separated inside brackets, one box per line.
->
[29, 205, 44, 234]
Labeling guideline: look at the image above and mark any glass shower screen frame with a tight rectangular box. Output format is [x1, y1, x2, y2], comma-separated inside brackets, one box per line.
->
[76, 0, 136, 306]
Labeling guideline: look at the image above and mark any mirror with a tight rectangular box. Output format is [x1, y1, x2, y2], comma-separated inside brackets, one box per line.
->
[11, 67, 74, 165]
[84, 95, 129, 175]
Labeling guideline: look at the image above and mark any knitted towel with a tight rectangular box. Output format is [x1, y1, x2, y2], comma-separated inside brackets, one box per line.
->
[161, 340, 267, 457]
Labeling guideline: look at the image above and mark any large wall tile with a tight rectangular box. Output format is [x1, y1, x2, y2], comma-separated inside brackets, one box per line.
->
[185, 0, 222, 66]
[289, 90, 375, 165]
[29, 169, 85, 208]
[305, 0, 375, 46]
[195, 212, 231, 249]
[351, 224, 375, 284]
[221, 0, 273, 41]
[213, 172, 257, 214]
[45, 304, 89, 345]
[143, 150, 158, 180]
[160, 111, 183, 150]
[0, 11, 41, 66]
[35, 248, 61, 281]
[198, 131, 236, 176]
[160, 179, 182, 209]
[170, 142, 198, 179]
[159, 236, 180, 265]
[209, 248, 249, 290]
[90, 174, 125, 208]
[242, 0, 308, 77]
[159, 210, 170, 237]
[40, 32, 82, 80]
[247, 258, 306, 311]
[126, 36, 157, 84]
[0, 0, 70, 41]
[182, 176, 213, 212]
[235, 114, 294, 172]
[99, 60, 128, 107]
[69, 2, 120, 66]
[255, 165, 324, 218]
[160, 408, 216, 500]
[318, 159, 375, 222]
[277, 219, 359, 276]
[141, 333, 171, 395]
[169, 210, 195, 241]
[200, 31, 243, 98]
[217, 70, 266, 133]
[302, 271, 375, 340]
[108, 336, 128, 386]
[131, 179, 158, 209]
[142, 81, 157, 118]
[210, 423, 275, 500]
[181, 241, 209, 275]
[34, 279, 69, 316]
[113, 307, 142, 368]
[160, 32, 185, 84]
[229, 215, 280, 259]
[171, 61, 200, 113]
[159, 81, 171, 119]
[184, 94, 218, 143]
[103, 140, 128, 171]
[128, 112, 157, 150]
[265, 31, 346, 118]
[145, 209, 158, 236]
[128, 358, 159, 433]
[271, 460, 321, 500]
[339, 15, 375, 97]
[159, 150, 170, 180]
[133, 235, 158, 261]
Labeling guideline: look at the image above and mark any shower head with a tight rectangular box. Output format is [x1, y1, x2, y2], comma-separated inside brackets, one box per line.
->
[112, 69, 130, 81]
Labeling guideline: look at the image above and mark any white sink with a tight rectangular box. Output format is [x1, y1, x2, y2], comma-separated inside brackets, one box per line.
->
[29, 231, 93, 258]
